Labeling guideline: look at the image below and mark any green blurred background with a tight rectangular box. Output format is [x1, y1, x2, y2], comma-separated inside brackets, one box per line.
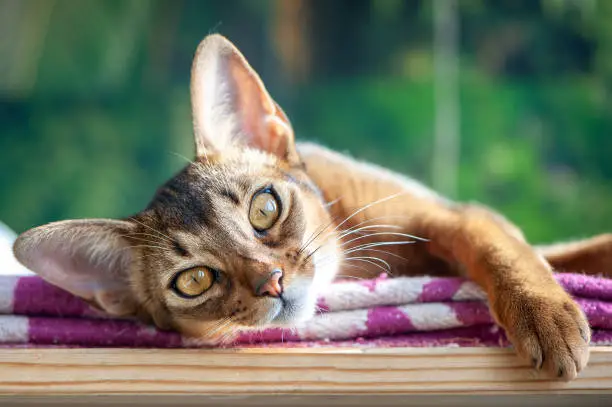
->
[1, 0, 611, 244]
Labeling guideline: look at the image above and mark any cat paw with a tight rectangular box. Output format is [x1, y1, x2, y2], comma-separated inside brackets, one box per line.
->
[496, 289, 591, 381]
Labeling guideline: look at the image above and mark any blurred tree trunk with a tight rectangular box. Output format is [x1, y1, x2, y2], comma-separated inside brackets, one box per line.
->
[0, 0, 55, 97]
[271, 0, 311, 85]
[432, 0, 460, 198]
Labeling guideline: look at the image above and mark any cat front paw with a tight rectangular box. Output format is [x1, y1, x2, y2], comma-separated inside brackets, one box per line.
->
[495, 289, 591, 381]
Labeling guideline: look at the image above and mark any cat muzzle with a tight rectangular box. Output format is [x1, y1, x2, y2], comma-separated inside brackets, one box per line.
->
[255, 268, 283, 298]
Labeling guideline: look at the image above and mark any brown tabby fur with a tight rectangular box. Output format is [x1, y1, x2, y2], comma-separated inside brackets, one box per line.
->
[13, 35, 612, 381]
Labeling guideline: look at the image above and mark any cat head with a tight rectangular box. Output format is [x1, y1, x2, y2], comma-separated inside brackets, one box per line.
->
[13, 35, 341, 342]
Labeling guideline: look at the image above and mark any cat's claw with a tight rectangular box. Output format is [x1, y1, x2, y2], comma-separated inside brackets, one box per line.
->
[496, 289, 590, 381]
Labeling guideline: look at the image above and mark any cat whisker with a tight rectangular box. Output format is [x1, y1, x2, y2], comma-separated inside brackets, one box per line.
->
[169, 151, 194, 165]
[206, 318, 229, 332]
[338, 214, 413, 232]
[346, 240, 416, 252]
[345, 255, 391, 272]
[306, 232, 413, 262]
[298, 222, 328, 255]
[216, 324, 238, 345]
[119, 244, 173, 253]
[119, 235, 169, 247]
[338, 224, 403, 239]
[311, 252, 336, 266]
[337, 216, 407, 236]
[314, 255, 390, 279]
[301, 192, 417, 258]
[312, 255, 373, 277]
[343, 231, 425, 246]
[344, 257, 390, 274]
[129, 218, 174, 243]
[344, 247, 409, 264]
[323, 196, 342, 208]
[122, 232, 173, 244]
[330, 191, 409, 234]
[303, 199, 431, 267]
[339, 231, 423, 248]
[207, 317, 233, 339]
[336, 274, 367, 281]
[298, 217, 339, 256]
[311, 238, 413, 279]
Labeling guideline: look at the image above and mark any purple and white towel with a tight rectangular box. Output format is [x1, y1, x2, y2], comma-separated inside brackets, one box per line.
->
[0, 273, 611, 348]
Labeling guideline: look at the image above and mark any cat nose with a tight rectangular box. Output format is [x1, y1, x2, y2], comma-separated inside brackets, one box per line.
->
[256, 268, 283, 298]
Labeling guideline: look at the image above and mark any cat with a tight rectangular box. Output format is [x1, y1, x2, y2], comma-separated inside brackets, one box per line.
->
[13, 34, 612, 381]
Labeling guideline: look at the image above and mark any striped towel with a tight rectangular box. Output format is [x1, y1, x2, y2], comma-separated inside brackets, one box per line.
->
[0, 273, 611, 348]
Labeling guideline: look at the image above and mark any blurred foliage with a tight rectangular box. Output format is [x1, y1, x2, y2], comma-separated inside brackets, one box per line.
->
[1, 0, 611, 244]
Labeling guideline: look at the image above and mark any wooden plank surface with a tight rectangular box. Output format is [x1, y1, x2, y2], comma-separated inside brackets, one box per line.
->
[0, 347, 611, 405]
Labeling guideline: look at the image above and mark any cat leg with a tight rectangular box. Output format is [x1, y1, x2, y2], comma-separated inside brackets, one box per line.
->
[299, 143, 589, 379]
[410, 203, 590, 381]
[537, 234, 612, 277]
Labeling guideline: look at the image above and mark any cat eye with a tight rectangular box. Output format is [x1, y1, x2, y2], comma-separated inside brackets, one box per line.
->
[172, 267, 215, 298]
[249, 188, 281, 231]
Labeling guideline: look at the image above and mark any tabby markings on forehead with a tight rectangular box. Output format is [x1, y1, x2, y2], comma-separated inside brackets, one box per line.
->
[172, 240, 190, 257]
[219, 188, 240, 205]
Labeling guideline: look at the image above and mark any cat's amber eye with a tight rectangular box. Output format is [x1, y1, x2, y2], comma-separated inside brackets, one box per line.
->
[172, 267, 215, 298]
[249, 189, 281, 231]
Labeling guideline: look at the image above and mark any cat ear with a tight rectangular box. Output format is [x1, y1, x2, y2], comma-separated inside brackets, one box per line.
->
[13, 219, 138, 316]
[190, 34, 300, 165]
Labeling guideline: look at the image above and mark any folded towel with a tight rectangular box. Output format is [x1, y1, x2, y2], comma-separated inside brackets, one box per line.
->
[0, 273, 611, 348]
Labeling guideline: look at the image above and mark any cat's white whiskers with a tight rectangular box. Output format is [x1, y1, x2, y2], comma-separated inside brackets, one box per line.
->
[347, 255, 391, 271]
[312, 257, 338, 271]
[344, 257, 390, 274]
[311, 252, 335, 265]
[314, 246, 392, 272]
[169, 151, 194, 165]
[207, 317, 233, 339]
[340, 231, 424, 248]
[341, 263, 378, 276]
[123, 232, 174, 244]
[335, 274, 367, 281]
[338, 224, 403, 240]
[349, 239, 415, 248]
[119, 235, 169, 247]
[344, 247, 409, 263]
[298, 217, 339, 255]
[337, 214, 412, 236]
[300, 192, 415, 260]
[312, 256, 377, 279]
[330, 191, 409, 234]
[120, 244, 173, 253]
[345, 256, 391, 272]
[129, 218, 174, 243]
[341, 214, 409, 228]
[345, 240, 416, 252]
[323, 196, 342, 208]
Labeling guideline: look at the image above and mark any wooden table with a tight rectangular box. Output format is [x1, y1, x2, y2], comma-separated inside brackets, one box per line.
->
[0, 347, 611, 405]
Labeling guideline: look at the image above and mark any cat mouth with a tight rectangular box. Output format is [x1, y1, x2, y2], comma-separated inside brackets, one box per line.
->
[270, 301, 297, 325]
[268, 294, 314, 326]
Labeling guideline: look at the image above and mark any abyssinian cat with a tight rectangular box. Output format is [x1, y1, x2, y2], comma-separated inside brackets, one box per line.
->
[13, 34, 612, 381]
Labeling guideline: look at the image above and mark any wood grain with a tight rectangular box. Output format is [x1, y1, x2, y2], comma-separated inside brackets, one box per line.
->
[0, 347, 611, 405]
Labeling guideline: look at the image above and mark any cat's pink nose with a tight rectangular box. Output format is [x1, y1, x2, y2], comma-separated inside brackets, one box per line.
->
[256, 268, 283, 298]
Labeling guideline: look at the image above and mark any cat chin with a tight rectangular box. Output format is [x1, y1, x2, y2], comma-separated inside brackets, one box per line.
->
[267, 282, 317, 327]
[271, 298, 316, 326]
[266, 244, 341, 327]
